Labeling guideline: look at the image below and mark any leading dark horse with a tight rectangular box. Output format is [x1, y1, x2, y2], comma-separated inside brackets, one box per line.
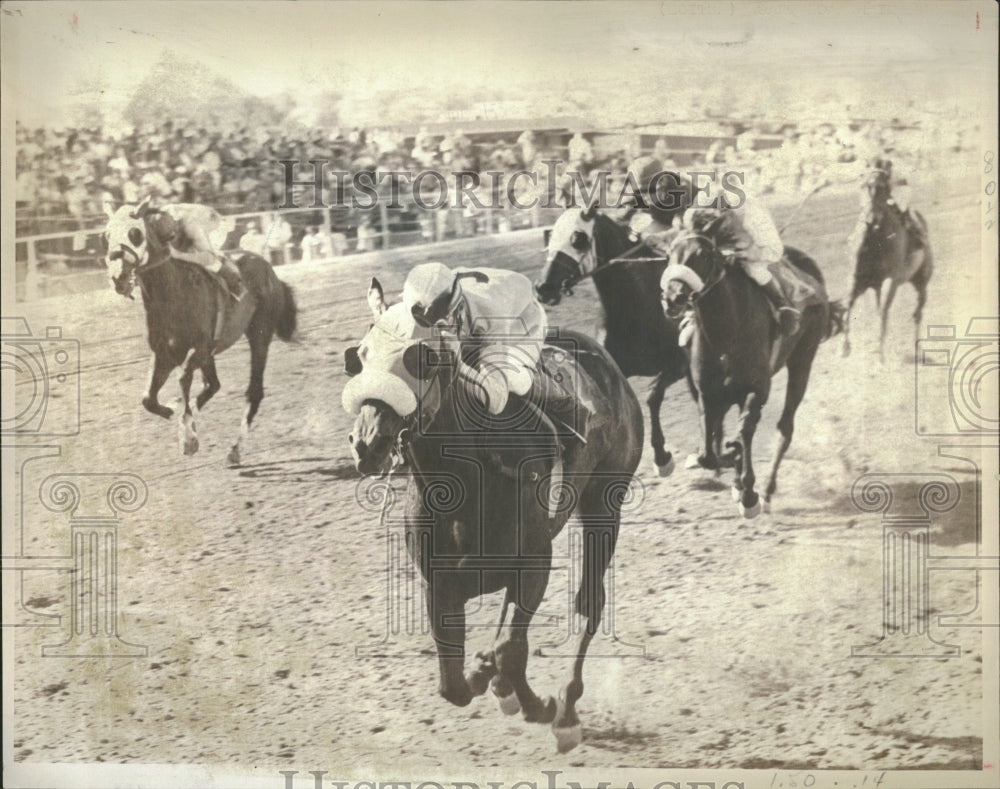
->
[662, 214, 844, 518]
[345, 294, 643, 753]
[842, 157, 933, 361]
[535, 205, 690, 475]
[105, 202, 297, 464]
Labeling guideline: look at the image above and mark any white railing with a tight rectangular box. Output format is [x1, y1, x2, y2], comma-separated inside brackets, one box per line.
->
[15, 202, 553, 302]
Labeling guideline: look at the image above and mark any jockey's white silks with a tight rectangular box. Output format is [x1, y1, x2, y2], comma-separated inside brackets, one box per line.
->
[661, 264, 705, 294]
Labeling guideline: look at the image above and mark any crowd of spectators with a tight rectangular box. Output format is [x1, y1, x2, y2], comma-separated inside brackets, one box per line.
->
[15, 112, 971, 262]
[13, 119, 571, 238]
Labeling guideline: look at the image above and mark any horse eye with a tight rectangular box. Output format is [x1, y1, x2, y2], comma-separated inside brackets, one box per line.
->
[128, 228, 144, 246]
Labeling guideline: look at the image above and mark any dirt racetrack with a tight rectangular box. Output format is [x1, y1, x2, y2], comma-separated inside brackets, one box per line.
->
[9, 174, 994, 773]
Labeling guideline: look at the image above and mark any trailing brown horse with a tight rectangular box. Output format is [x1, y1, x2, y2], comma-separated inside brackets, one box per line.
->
[535, 206, 692, 475]
[662, 215, 844, 517]
[105, 202, 297, 465]
[344, 292, 643, 752]
[841, 157, 933, 361]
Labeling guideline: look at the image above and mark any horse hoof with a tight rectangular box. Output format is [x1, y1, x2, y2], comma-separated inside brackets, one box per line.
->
[739, 500, 762, 520]
[183, 436, 200, 456]
[551, 699, 582, 752]
[731, 486, 742, 503]
[553, 723, 583, 753]
[684, 453, 701, 470]
[493, 688, 521, 716]
[227, 446, 241, 467]
[655, 456, 676, 477]
[762, 499, 772, 514]
[841, 342, 851, 358]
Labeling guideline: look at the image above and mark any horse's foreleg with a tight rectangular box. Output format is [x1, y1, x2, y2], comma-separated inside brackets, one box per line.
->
[142, 353, 176, 419]
[494, 562, 557, 726]
[427, 578, 473, 708]
[177, 355, 201, 456]
[735, 392, 763, 519]
[691, 398, 721, 471]
[879, 280, 899, 364]
[228, 329, 271, 467]
[647, 373, 674, 475]
[841, 285, 863, 358]
[195, 356, 221, 411]
[553, 482, 623, 753]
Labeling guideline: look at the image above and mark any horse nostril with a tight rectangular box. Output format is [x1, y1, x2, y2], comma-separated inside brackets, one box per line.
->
[348, 432, 355, 445]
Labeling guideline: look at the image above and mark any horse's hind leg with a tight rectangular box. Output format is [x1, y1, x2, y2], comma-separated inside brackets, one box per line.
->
[142, 352, 176, 419]
[228, 323, 272, 466]
[764, 338, 818, 512]
[734, 392, 764, 519]
[195, 356, 221, 411]
[911, 258, 932, 349]
[879, 280, 899, 364]
[177, 354, 202, 456]
[553, 478, 624, 753]
[647, 372, 675, 476]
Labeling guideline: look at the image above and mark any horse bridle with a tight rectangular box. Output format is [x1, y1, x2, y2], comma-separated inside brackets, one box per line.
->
[552, 232, 652, 296]
[386, 343, 456, 475]
[666, 231, 730, 307]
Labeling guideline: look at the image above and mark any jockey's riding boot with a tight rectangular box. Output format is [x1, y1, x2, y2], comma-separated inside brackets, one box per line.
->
[761, 278, 801, 336]
[219, 260, 244, 301]
[528, 373, 590, 447]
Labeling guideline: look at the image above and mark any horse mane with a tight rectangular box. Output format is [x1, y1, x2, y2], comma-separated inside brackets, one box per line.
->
[591, 212, 634, 254]
[681, 209, 743, 252]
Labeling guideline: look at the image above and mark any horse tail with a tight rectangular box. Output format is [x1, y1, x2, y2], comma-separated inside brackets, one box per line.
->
[276, 280, 298, 341]
[824, 299, 847, 340]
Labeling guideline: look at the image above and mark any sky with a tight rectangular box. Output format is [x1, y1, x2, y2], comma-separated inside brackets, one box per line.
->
[1, 1, 996, 126]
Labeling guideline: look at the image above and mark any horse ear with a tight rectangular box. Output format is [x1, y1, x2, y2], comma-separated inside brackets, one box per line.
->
[130, 195, 152, 220]
[367, 277, 386, 319]
[580, 202, 598, 222]
[344, 346, 363, 377]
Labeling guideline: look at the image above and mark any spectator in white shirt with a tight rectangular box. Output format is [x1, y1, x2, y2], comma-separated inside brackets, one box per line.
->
[239, 221, 267, 257]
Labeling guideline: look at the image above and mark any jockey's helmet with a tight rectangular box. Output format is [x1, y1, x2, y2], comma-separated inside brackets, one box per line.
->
[627, 156, 664, 198]
[402, 262, 457, 327]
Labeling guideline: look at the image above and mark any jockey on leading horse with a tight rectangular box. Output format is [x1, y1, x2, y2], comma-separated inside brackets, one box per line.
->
[105, 195, 245, 300]
[400, 261, 590, 442]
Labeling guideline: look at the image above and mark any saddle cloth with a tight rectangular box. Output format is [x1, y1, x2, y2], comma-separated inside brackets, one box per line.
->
[769, 255, 826, 314]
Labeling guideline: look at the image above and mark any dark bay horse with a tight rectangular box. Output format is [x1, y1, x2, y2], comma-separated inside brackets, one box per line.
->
[344, 296, 643, 753]
[662, 216, 844, 518]
[842, 157, 933, 361]
[535, 205, 691, 475]
[105, 202, 297, 465]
